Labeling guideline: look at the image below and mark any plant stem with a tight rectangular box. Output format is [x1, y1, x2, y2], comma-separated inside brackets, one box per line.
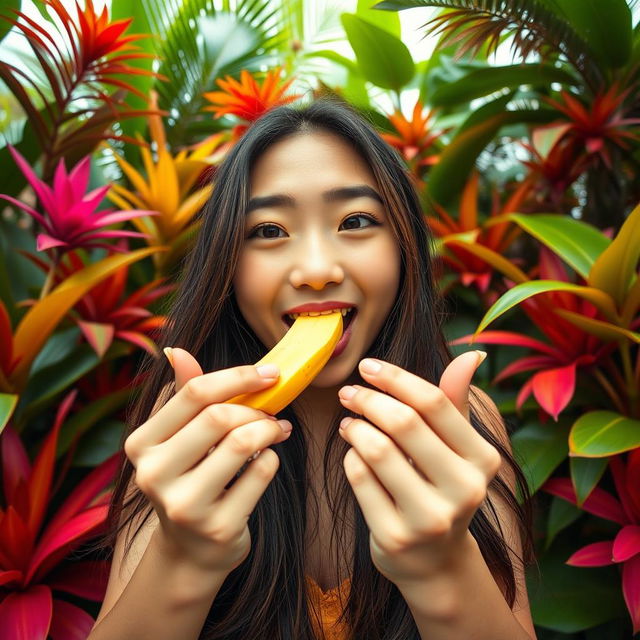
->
[40, 251, 59, 299]
[592, 366, 626, 415]
[620, 342, 638, 417]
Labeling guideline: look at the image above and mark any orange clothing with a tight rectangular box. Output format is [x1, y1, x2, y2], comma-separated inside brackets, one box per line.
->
[306, 576, 351, 640]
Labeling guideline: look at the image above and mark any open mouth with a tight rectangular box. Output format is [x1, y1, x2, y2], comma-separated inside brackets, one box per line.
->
[283, 308, 357, 335]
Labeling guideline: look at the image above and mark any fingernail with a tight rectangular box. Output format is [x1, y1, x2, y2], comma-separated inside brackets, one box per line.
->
[163, 347, 174, 368]
[277, 419, 292, 433]
[475, 350, 487, 366]
[339, 386, 357, 400]
[360, 358, 382, 374]
[257, 364, 279, 378]
[340, 417, 353, 430]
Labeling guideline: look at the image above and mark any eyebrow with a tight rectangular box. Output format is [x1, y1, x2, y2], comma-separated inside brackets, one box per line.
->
[245, 185, 384, 215]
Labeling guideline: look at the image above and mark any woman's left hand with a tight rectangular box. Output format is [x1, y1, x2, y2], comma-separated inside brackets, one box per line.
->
[337, 351, 503, 588]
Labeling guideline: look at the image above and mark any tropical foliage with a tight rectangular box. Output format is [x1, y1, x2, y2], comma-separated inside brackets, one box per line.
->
[0, 0, 639, 637]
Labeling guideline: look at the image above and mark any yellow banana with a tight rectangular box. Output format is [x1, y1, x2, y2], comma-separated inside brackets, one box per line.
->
[226, 311, 343, 414]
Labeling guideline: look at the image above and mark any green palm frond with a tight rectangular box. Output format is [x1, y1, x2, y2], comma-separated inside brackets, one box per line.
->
[375, 0, 602, 90]
[142, 0, 290, 145]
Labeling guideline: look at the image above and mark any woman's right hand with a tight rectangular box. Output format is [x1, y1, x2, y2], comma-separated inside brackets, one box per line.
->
[123, 348, 291, 576]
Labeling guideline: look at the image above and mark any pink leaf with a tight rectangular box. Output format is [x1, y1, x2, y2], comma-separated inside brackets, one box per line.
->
[47, 560, 110, 601]
[544, 477, 628, 524]
[567, 540, 615, 566]
[531, 362, 576, 420]
[0, 585, 52, 640]
[516, 378, 533, 410]
[449, 330, 563, 358]
[49, 599, 95, 640]
[493, 354, 557, 383]
[77, 320, 115, 358]
[97, 209, 159, 225]
[622, 553, 640, 634]
[0, 194, 49, 228]
[8, 146, 56, 214]
[614, 525, 640, 562]
[67, 156, 92, 201]
[36, 234, 69, 251]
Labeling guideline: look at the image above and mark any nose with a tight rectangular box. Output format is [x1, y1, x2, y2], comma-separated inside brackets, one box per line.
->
[288, 233, 345, 290]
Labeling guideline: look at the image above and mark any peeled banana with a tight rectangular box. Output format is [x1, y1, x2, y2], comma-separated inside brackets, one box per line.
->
[226, 311, 343, 414]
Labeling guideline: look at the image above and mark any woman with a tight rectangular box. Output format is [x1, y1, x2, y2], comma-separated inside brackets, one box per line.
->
[89, 98, 537, 639]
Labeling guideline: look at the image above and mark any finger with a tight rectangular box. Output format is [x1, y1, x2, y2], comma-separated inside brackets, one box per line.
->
[127, 365, 280, 451]
[438, 350, 486, 420]
[148, 403, 285, 478]
[213, 448, 281, 523]
[339, 386, 474, 488]
[181, 417, 289, 501]
[340, 418, 446, 526]
[168, 347, 204, 392]
[355, 358, 489, 461]
[342, 447, 404, 539]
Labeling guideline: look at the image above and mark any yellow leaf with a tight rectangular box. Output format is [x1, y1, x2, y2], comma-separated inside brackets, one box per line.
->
[555, 309, 640, 343]
[11, 247, 162, 388]
[589, 201, 640, 307]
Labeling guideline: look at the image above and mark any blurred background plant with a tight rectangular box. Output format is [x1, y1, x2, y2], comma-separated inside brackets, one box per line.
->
[0, 0, 639, 637]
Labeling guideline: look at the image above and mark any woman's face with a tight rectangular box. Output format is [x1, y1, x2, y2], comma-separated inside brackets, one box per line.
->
[233, 131, 401, 388]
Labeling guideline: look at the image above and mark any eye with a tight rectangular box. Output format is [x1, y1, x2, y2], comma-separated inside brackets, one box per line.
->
[248, 223, 286, 239]
[340, 213, 381, 230]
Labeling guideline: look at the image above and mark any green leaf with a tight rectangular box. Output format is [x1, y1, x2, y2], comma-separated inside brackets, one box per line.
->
[72, 419, 126, 467]
[570, 456, 609, 506]
[0, 0, 20, 44]
[589, 201, 640, 307]
[15, 344, 101, 425]
[356, 0, 400, 36]
[528, 545, 626, 632]
[426, 109, 552, 207]
[550, 0, 633, 69]
[341, 13, 414, 91]
[545, 497, 582, 550]
[477, 280, 619, 334]
[111, 0, 157, 145]
[505, 214, 610, 279]
[0, 392, 18, 435]
[511, 421, 569, 496]
[58, 388, 131, 457]
[431, 64, 577, 107]
[569, 410, 640, 457]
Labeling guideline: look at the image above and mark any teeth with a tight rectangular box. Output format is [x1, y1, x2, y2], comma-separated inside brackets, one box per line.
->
[287, 308, 353, 321]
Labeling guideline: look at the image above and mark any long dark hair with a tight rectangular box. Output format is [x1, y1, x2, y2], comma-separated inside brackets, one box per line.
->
[103, 98, 533, 639]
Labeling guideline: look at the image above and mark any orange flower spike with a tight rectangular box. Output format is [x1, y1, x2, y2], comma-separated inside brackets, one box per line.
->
[203, 67, 301, 123]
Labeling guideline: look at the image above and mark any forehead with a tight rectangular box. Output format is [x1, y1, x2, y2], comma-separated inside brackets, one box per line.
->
[249, 131, 377, 195]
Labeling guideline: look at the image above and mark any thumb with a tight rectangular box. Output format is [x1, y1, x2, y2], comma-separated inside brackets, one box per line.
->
[438, 351, 487, 421]
[164, 347, 204, 391]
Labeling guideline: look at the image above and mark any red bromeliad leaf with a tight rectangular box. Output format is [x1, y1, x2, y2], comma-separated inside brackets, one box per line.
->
[27, 391, 77, 537]
[47, 560, 110, 601]
[613, 525, 640, 562]
[516, 378, 534, 410]
[1, 426, 31, 505]
[49, 598, 95, 640]
[626, 450, 640, 518]
[623, 553, 640, 634]
[493, 355, 558, 383]
[531, 362, 576, 420]
[567, 540, 615, 567]
[0, 584, 52, 640]
[26, 504, 108, 584]
[0, 570, 22, 587]
[450, 329, 564, 358]
[543, 477, 628, 525]
[610, 454, 640, 523]
[0, 505, 33, 571]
